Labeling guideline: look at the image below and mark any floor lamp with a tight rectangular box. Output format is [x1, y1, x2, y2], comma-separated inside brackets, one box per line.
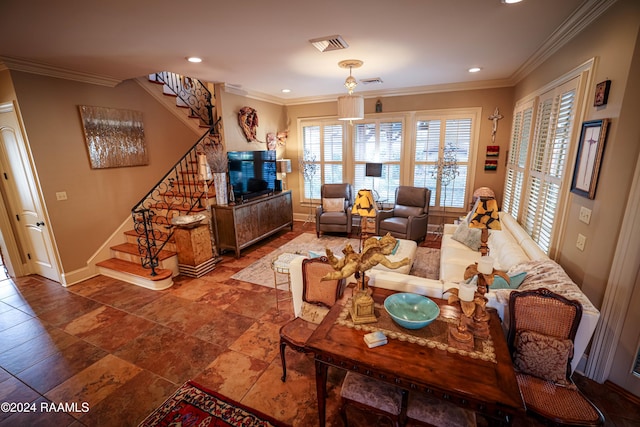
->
[365, 162, 382, 208]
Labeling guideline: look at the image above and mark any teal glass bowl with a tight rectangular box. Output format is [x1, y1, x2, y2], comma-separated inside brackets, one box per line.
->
[383, 293, 440, 330]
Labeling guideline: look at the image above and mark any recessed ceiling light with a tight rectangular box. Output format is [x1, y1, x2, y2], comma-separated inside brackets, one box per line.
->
[468, 67, 482, 73]
[501, 0, 523, 3]
[281, 89, 291, 93]
[187, 57, 202, 63]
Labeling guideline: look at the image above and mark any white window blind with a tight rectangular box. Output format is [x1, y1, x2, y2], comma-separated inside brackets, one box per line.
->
[521, 78, 578, 254]
[353, 119, 403, 204]
[414, 117, 473, 209]
[503, 101, 533, 217]
[301, 122, 343, 200]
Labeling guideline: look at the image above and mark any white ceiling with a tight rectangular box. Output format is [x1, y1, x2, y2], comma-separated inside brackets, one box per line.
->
[0, 0, 610, 104]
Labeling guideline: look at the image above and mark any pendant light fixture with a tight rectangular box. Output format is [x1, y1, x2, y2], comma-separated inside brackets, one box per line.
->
[337, 59, 364, 121]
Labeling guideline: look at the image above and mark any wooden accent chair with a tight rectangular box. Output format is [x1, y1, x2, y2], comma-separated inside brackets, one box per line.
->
[316, 183, 354, 238]
[278, 256, 344, 382]
[376, 186, 431, 242]
[507, 288, 604, 426]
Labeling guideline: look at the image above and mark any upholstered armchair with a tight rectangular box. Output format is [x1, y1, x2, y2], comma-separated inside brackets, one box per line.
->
[316, 183, 354, 238]
[376, 186, 431, 242]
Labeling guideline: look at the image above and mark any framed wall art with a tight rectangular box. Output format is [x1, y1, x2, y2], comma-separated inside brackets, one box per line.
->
[594, 80, 611, 107]
[79, 105, 148, 169]
[570, 119, 610, 199]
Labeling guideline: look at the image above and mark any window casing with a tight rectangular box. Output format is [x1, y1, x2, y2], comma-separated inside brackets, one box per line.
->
[413, 114, 476, 211]
[504, 77, 580, 255]
[299, 108, 479, 210]
[352, 119, 404, 204]
[301, 121, 343, 200]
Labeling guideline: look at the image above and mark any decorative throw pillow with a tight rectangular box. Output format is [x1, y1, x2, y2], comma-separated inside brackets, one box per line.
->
[451, 221, 482, 251]
[513, 330, 573, 385]
[308, 250, 324, 259]
[322, 197, 345, 212]
[490, 271, 527, 289]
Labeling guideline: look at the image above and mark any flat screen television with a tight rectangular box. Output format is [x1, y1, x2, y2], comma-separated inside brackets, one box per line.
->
[228, 150, 277, 202]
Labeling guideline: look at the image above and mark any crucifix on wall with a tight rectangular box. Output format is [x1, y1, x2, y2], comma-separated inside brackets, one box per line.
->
[488, 107, 503, 143]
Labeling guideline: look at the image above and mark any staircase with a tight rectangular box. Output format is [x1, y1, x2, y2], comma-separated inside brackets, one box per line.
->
[96, 72, 222, 290]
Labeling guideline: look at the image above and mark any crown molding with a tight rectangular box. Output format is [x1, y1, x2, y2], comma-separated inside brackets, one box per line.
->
[511, 0, 618, 84]
[282, 78, 516, 106]
[0, 56, 122, 87]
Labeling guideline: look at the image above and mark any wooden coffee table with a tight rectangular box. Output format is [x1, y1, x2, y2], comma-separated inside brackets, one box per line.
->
[305, 288, 525, 426]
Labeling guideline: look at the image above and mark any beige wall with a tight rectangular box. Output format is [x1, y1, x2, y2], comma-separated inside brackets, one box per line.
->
[218, 88, 288, 154]
[284, 88, 514, 221]
[6, 71, 200, 273]
[514, 0, 640, 309]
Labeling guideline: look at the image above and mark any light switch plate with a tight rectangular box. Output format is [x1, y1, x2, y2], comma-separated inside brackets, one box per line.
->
[579, 206, 592, 224]
[576, 233, 586, 251]
[56, 191, 67, 201]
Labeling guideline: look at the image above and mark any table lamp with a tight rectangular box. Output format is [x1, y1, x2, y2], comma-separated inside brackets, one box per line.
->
[276, 159, 292, 190]
[352, 189, 377, 236]
[468, 198, 501, 256]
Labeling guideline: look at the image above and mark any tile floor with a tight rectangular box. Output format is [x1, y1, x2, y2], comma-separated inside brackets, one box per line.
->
[0, 222, 638, 426]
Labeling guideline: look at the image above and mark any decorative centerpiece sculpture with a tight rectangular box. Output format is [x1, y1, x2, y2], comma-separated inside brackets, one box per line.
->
[462, 257, 508, 339]
[322, 234, 410, 324]
[446, 276, 480, 351]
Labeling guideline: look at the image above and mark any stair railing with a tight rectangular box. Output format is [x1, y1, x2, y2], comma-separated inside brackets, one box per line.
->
[151, 71, 214, 127]
[131, 129, 221, 275]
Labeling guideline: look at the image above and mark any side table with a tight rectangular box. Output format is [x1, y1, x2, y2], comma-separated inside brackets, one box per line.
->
[271, 252, 306, 312]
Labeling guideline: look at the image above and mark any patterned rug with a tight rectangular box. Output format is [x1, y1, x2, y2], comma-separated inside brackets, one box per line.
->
[231, 233, 440, 288]
[138, 381, 290, 427]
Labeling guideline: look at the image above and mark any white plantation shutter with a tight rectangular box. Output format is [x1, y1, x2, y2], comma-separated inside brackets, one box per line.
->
[414, 116, 474, 209]
[323, 124, 344, 184]
[301, 122, 343, 200]
[354, 119, 403, 204]
[521, 78, 578, 253]
[503, 101, 534, 216]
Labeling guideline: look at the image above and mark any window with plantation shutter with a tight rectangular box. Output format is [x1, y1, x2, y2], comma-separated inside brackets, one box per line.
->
[516, 77, 578, 254]
[353, 119, 403, 204]
[414, 113, 476, 210]
[503, 101, 533, 217]
[301, 122, 343, 200]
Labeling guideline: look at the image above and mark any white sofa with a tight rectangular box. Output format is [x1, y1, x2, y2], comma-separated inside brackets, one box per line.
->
[288, 212, 600, 373]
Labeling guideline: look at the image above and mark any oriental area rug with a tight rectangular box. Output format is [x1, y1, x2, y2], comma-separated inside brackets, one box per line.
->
[138, 381, 290, 427]
[231, 233, 440, 288]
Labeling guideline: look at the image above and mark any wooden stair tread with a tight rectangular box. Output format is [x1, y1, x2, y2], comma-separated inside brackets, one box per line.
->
[148, 202, 207, 212]
[96, 258, 172, 281]
[124, 229, 174, 242]
[111, 242, 176, 260]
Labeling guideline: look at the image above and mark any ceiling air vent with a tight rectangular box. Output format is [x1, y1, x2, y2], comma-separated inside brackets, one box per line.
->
[361, 77, 384, 85]
[309, 35, 349, 52]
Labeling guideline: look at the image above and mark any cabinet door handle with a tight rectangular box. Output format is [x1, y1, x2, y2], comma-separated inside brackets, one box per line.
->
[36, 221, 45, 226]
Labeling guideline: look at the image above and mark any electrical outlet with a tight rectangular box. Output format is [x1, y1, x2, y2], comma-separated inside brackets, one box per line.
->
[56, 191, 67, 201]
[579, 206, 592, 224]
[576, 233, 586, 251]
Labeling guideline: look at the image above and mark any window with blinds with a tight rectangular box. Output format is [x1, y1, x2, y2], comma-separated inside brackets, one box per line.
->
[505, 77, 579, 254]
[503, 102, 533, 217]
[301, 122, 343, 200]
[353, 119, 403, 204]
[414, 117, 473, 209]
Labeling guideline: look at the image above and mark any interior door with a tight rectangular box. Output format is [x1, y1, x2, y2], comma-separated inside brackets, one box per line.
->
[0, 102, 61, 282]
[607, 268, 640, 397]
